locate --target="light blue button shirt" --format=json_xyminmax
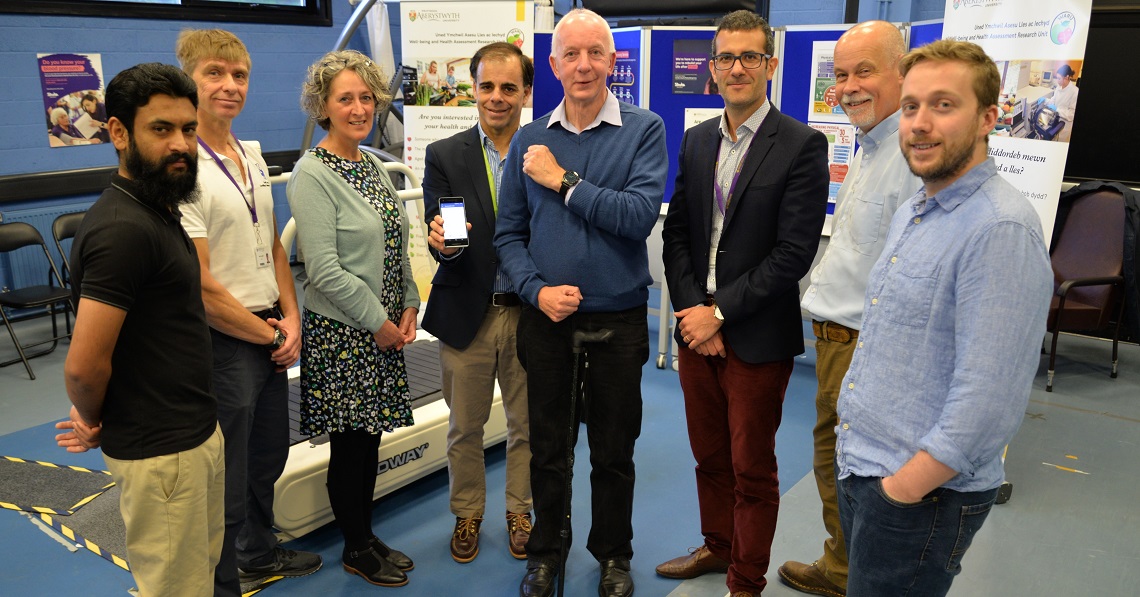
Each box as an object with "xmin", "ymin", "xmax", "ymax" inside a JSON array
[
  {"xmin": 477, "ymin": 124, "xmax": 515, "ymax": 295},
  {"xmin": 801, "ymin": 111, "xmax": 922, "ymax": 329},
  {"xmin": 835, "ymin": 158, "xmax": 1052, "ymax": 493}
]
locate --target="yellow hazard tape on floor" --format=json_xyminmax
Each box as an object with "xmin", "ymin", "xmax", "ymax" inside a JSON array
[{"xmin": 0, "ymin": 456, "xmax": 114, "ymax": 515}]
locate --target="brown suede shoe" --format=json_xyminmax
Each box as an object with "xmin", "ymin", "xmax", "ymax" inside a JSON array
[
  {"xmin": 655, "ymin": 545, "xmax": 730, "ymax": 579},
  {"xmin": 450, "ymin": 516, "xmax": 482, "ymax": 563},
  {"xmin": 777, "ymin": 560, "xmax": 846, "ymax": 597},
  {"xmin": 506, "ymin": 511, "xmax": 531, "ymax": 560}
]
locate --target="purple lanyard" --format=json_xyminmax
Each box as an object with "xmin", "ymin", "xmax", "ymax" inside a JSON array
[
  {"xmin": 714, "ymin": 141, "xmax": 749, "ymax": 215},
  {"xmin": 198, "ymin": 136, "xmax": 258, "ymax": 224}
]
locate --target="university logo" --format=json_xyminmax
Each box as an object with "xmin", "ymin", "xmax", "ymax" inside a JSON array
[
  {"xmin": 1050, "ymin": 11, "xmax": 1077, "ymax": 45},
  {"xmin": 507, "ymin": 28, "xmax": 525, "ymax": 48},
  {"xmin": 408, "ymin": 10, "xmax": 417, "ymax": 21}
]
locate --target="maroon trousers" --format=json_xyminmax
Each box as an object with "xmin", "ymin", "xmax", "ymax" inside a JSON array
[{"xmin": 677, "ymin": 344, "xmax": 793, "ymax": 594}]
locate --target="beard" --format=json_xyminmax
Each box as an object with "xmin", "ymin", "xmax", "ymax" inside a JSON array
[
  {"xmin": 124, "ymin": 140, "xmax": 200, "ymax": 212},
  {"xmin": 841, "ymin": 93, "xmax": 875, "ymax": 130},
  {"xmin": 904, "ymin": 133, "xmax": 978, "ymax": 189}
]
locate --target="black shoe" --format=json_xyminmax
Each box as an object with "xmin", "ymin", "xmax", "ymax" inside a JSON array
[
  {"xmin": 370, "ymin": 535, "xmax": 415, "ymax": 571},
  {"xmin": 599, "ymin": 558, "xmax": 634, "ymax": 597},
  {"xmin": 238, "ymin": 547, "xmax": 323, "ymax": 584},
  {"xmin": 520, "ymin": 561, "xmax": 557, "ymax": 597},
  {"xmin": 343, "ymin": 546, "xmax": 408, "ymax": 587}
]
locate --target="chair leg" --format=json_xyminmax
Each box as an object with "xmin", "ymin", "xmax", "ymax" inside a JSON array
[
  {"xmin": 1046, "ymin": 329, "xmax": 1059, "ymax": 392},
  {"xmin": 1110, "ymin": 296, "xmax": 1125, "ymax": 379},
  {"xmin": 0, "ymin": 308, "xmax": 36, "ymax": 380}
]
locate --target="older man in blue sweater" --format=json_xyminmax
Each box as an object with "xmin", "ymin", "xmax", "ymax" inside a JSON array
[{"xmin": 494, "ymin": 8, "xmax": 668, "ymax": 597}]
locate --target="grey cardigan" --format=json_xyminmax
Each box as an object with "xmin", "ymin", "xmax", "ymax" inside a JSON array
[{"xmin": 286, "ymin": 150, "xmax": 420, "ymax": 334}]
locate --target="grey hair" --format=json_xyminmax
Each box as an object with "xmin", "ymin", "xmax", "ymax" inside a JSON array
[
  {"xmin": 552, "ymin": 8, "xmax": 615, "ymax": 55},
  {"xmin": 300, "ymin": 50, "xmax": 391, "ymax": 131}
]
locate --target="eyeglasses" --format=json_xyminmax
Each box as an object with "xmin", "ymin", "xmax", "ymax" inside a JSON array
[{"xmin": 711, "ymin": 52, "xmax": 771, "ymax": 71}]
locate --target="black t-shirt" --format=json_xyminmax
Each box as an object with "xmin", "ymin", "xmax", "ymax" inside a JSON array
[{"xmin": 70, "ymin": 174, "xmax": 216, "ymax": 460}]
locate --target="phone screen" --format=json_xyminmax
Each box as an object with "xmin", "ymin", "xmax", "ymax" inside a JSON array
[{"xmin": 439, "ymin": 197, "xmax": 469, "ymax": 248}]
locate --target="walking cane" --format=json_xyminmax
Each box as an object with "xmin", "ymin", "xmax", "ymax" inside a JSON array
[{"xmin": 557, "ymin": 328, "xmax": 614, "ymax": 597}]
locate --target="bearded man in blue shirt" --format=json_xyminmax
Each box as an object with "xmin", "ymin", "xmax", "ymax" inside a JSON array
[{"xmin": 834, "ymin": 39, "xmax": 1052, "ymax": 597}]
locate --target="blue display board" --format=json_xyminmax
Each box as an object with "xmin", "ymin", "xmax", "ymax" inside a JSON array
[
  {"xmin": 645, "ymin": 27, "xmax": 721, "ymax": 202},
  {"xmin": 908, "ymin": 20, "xmax": 944, "ymax": 50},
  {"xmin": 775, "ymin": 26, "xmax": 849, "ymax": 125},
  {"xmin": 533, "ymin": 32, "xmax": 559, "ymax": 117}
]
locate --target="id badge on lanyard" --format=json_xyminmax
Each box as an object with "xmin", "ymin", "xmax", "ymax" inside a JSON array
[{"xmin": 199, "ymin": 137, "xmax": 271, "ymax": 269}]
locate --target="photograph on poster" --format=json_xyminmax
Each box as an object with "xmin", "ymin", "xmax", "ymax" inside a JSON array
[
  {"xmin": 402, "ymin": 56, "xmax": 534, "ymax": 108},
  {"xmin": 672, "ymin": 39, "xmax": 716, "ymax": 95},
  {"xmin": 993, "ymin": 59, "xmax": 1082, "ymax": 143}
]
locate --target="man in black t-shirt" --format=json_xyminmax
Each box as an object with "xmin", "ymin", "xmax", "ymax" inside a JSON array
[{"xmin": 55, "ymin": 62, "xmax": 224, "ymax": 597}]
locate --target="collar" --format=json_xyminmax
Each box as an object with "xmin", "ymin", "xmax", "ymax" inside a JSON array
[
  {"xmin": 110, "ymin": 173, "xmax": 181, "ymax": 223},
  {"xmin": 548, "ymin": 91, "xmax": 622, "ymax": 133},
  {"xmin": 921, "ymin": 157, "xmax": 999, "ymax": 213},
  {"xmin": 196, "ymin": 135, "xmax": 239, "ymax": 161},
  {"xmin": 718, "ymin": 99, "xmax": 770, "ymax": 142},
  {"xmin": 858, "ymin": 110, "xmax": 901, "ymax": 154}
]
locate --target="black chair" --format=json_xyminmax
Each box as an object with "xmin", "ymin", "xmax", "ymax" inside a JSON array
[
  {"xmin": 52, "ymin": 211, "xmax": 85, "ymax": 285},
  {"xmin": 1046, "ymin": 190, "xmax": 1126, "ymax": 392},
  {"xmin": 0, "ymin": 222, "xmax": 74, "ymax": 380}
]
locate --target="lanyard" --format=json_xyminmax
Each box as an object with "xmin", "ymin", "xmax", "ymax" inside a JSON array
[
  {"xmin": 481, "ymin": 141, "xmax": 498, "ymax": 214},
  {"xmin": 198, "ymin": 136, "xmax": 258, "ymax": 224},
  {"xmin": 714, "ymin": 140, "xmax": 749, "ymax": 215}
]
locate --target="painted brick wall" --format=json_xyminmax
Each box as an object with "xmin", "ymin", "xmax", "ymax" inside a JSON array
[{"xmin": 0, "ymin": 2, "xmax": 364, "ymax": 178}]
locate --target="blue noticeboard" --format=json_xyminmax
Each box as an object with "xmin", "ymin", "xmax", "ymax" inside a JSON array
[
  {"xmin": 644, "ymin": 27, "xmax": 721, "ymax": 203},
  {"xmin": 533, "ymin": 32, "xmax": 559, "ymax": 118},
  {"xmin": 908, "ymin": 20, "xmax": 944, "ymax": 50},
  {"xmin": 775, "ymin": 25, "xmax": 850, "ymax": 125}
]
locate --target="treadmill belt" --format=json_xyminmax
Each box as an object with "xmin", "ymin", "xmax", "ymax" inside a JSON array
[{"xmin": 288, "ymin": 339, "xmax": 443, "ymax": 445}]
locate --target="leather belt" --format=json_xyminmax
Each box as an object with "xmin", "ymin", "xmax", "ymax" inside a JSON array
[
  {"xmin": 490, "ymin": 292, "xmax": 520, "ymax": 307},
  {"xmin": 251, "ymin": 306, "xmax": 281, "ymax": 321},
  {"xmin": 812, "ymin": 319, "xmax": 858, "ymax": 343}
]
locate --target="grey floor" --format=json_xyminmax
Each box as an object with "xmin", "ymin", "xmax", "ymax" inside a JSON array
[{"xmin": 1, "ymin": 309, "xmax": 1138, "ymax": 596}]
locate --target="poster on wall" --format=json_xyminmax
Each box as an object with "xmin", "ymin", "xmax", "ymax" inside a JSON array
[
  {"xmin": 38, "ymin": 53, "xmax": 108, "ymax": 148},
  {"xmin": 807, "ymin": 41, "xmax": 846, "ymax": 123},
  {"xmin": 672, "ymin": 39, "xmax": 716, "ymax": 95},
  {"xmin": 808, "ymin": 122, "xmax": 856, "ymax": 208},
  {"xmin": 401, "ymin": 1, "xmax": 534, "ymax": 181},
  {"xmin": 941, "ymin": 0, "xmax": 1092, "ymax": 242},
  {"xmin": 609, "ymin": 47, "xmax": 640, "ymax": 104}
]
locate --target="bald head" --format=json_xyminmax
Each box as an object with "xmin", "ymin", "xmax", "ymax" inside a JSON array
[
  {"xmin": 833, "ymin": 20, "xmax": 906, "ymax": 132},
  {"xmin": 552, "ymin": 8, "xmax": 615, "ymax": 55}
]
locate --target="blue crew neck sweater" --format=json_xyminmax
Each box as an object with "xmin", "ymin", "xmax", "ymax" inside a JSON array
[{"xmin": 494, "ymin": 102, "xmax": 668, "ymax": 313}]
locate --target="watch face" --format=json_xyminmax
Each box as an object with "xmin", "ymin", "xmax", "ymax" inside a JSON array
[{"xmin": 563, "ymin": 171, "xmax": 580, "ymax": 186}]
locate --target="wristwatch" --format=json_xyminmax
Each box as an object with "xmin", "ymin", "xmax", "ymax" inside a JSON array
[
  {"xmin": 713, "ymin": 305, "xmax": 724, "ymax": 322},
  {"xmin": 559, "ymin": 170, "xmax": 581, "ymax": 198},
  {"xmin": 265, "ymin": 329, "xmax": 286, "ymax": 351}
]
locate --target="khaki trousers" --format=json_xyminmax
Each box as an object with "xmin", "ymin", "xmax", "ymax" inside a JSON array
[
  {"xmin": 104, "ymin": 424, "xmax": 226, "ymax": 597},
  {"xmin": 812, "ymin": 329, "xmax": 856, "ymax": 588},
  {"xmin": 440, "ymin": 304, "xmax": 531, "ymax": 517}
]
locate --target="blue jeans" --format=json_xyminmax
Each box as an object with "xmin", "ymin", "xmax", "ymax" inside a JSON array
[{"xmin": 837, "ymin": 474, "xmax": 998, "ymax": 597}]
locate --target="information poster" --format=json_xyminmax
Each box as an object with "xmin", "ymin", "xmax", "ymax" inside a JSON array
[
  {"xmin": 401, "ymin": 1, "xmax": 534, "ymax": 181},
  {"xmin": 609, "ymin": 47, "xmax": 641, "ymax": 105},
  {"xmin": 808, "ymin": 122, "xmax": 856, "ymax": 207},
  {"xmin": 672, "ymin": 39, "xmax": 715, "ymax": 95},
  {"xmin": 683, "ymin": 107, "xmax": 723, "ymax": 132},
  {"xmin": 808, "ymin": 41, "xmax": 846, "ymax": 123},
  {"xmin": 942, "ymin": 0, "xmax": 1092, "ymax": 243},
  {"xmin": 38, "ymin": 53, "xmax": 108, "ymax": 148}
]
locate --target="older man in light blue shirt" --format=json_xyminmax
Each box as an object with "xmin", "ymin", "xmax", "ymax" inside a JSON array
[
  {"xmin": 783, "ymin": 21, "xmax": 921, "ymax": 597},
  {"xmin": 834, "ymin": 40, "xmax": 1051, "ymax": 597}
]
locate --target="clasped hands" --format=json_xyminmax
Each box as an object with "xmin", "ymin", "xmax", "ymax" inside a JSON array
[
  {"xmin": 675, "ymin": 304, "xmax": 726, "ymax": 357},
  {"xmin": 374, "ymin": 307, "xmax": 418, "ymax": 351},
  {"xmin": 55, "ymin": 406, "xmax": 101, "ymax": 453}
]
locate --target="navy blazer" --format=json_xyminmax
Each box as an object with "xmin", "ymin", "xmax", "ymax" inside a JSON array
[
  {"xmin": 420, "ymin": 126, "xmax": 501, "ymax": 349},
  {"xmin": 662, "ymin": 106, "xmax": 829, "ymax": 364}
]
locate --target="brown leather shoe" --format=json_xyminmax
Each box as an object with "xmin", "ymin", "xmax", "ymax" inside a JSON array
[
  {"xmin": 728, "ymin": 592, "xmax": 754, "ymax": 597},
  {"xmin": 777, "ymin": 560, "xmax": 846, "ymax": 597},
  {"xmin": 655, "ymin": 545, "xmax": 729, "ymax": 579},
  {"xmin": 450, "ymin": 516, "xmax": 481, "ymax": 563},
  {"xmin": 506, "ymin": 511, "xmax": 531, "ymax": 560}
]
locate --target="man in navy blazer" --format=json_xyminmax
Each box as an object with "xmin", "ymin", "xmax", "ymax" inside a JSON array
[
  {"xmin": 421, "ymin": 42, "xmax": 535, "ymax": 565},
  {"xmin": 658, "ymin": 10, "xmax": 829, "ymax": 597}
]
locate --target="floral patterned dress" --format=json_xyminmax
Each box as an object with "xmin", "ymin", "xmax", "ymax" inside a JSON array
[{"xmin": 298, "ymin": 147, "xmax": 414, "ymax": 436}]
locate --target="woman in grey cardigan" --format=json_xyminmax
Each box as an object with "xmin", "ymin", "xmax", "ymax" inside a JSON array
[{"xmin": 287, "ymin": 50, "xmax": 419, "ymax": 588}]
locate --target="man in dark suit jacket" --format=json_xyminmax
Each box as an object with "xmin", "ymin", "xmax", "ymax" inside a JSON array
[
  {"xmin": 420, "ymin": 42, "xmax": 535, "ymax": 565},
  {"xmin": 657, "ymin": 11, "xmax": 829, "ymax": 597}
]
